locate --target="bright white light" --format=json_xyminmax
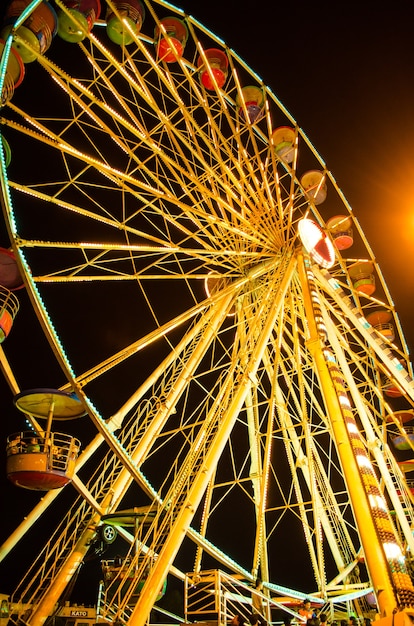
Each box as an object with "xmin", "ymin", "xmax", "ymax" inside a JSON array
[
  {"xmin": 383, "ymin": 542, "xmax": 403, "ymax": 559},
  {"xmin": 356, "ymin": 454, "xmax": 371, "ymax": 468},
  {"xmin": 368, "ymin": 494, "xmax": 387, "ymax": 510},
  {"xmin": 298, "ymin": 218, "xmax": 335, "ymax": 268},
  {"xmin": 347, "ymin": 422, "xmax": 358, "ymax": 433},
  {"xmin": 339, "ymin": 396, "xmax": 351, "ymax": 408}
]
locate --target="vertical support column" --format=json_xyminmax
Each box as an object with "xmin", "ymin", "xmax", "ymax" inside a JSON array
[{"xmin": 297, "ymin": 252, "xmax": 398, "ymax": 618}]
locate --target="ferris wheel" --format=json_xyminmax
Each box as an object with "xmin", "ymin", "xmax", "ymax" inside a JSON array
[{"xmin": 1, "ymin": 2, "xmax": 414, "ymax": 626}]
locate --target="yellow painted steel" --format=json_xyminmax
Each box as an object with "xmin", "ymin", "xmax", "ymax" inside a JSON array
[
  {"xmin": 29, "ymin": 522, "xmax": 100, "ymax": 626},
  {"xmin": 297, "ymin": 252, "xmax": 397, "ymax": 617},
  {"xmin": 125, "ymin": 256, "xmax": 297, "ymax": 626}
]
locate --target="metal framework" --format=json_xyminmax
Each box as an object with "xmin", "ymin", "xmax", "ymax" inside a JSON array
[{"xmin": 1, "ymin": 2, "xmax": 414, "ymax": 626}]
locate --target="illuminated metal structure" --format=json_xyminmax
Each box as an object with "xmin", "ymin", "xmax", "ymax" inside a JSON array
[{"xmin": 1, "ymin": 2, "xmax": 414, "ymax": 626}]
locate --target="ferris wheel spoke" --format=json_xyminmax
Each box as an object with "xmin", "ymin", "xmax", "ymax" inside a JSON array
[
  {"xmin": 6, "ymin": 116, "xmax": 267, "ymax": 252},
  {"xmin": 53, "ymin": 36, "xmax": 272, "ymax": 228}
]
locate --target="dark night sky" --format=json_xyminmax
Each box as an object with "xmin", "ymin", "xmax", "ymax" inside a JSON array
[{"xmin": 1, "ymin": 0, "xmax": 414, "ymax": 608}]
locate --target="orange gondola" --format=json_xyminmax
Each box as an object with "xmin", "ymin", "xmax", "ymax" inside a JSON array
[
  {"xmin": 155, "ymin": 16, "xmax": 188, "ymax": 62},
  {"xmin": 366, "ymin": 309, "xmax": 395, "ymax": 342},
  {"xmin": 6, "ymin": 388, "xmax": 85, "ymax": 490},
  {"xmin": 198, "ymin": 48, "xmax": 228, "ymax": 90},
  {"xmin": 349, "ymin": 260, "xmax": 376, "ymax": 296},
  {"xmin": 326, "ymin": 215, "xmax": 353, "ymax": 250}
]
